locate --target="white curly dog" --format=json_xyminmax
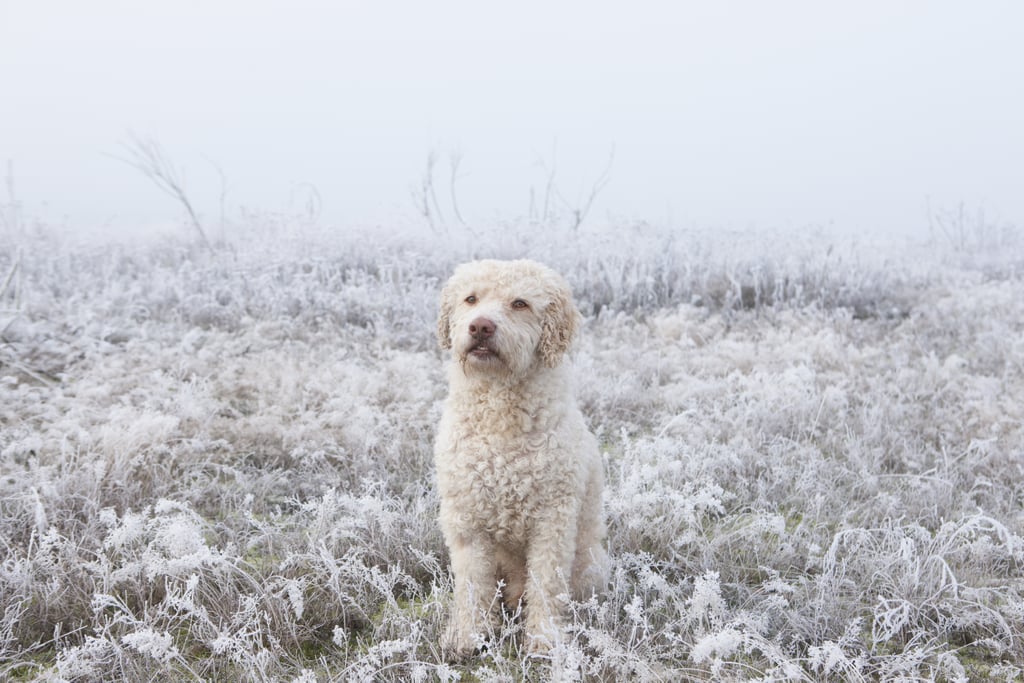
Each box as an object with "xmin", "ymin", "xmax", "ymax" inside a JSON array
[{"xmin": 434, "ymin": 259, "xmax": 609, "ymax": 659}]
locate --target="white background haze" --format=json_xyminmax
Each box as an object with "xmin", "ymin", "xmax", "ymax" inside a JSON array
[{"xmin": 2, "ymin": 1, "xmax": 1022, "ymax": 236}]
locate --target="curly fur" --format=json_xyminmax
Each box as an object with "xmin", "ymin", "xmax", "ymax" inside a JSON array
[{"xmin": 434, "ymin": 259, "xmax": 609, "ymax": 659}]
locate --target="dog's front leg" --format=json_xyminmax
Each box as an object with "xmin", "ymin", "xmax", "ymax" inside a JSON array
[
  {"xmin": 442, "ymin": 534, "xmax": 497, "ymax": 661},
  {"xmin": 523, "ymin": 514, "xmax": 578, "ymax": 654}
]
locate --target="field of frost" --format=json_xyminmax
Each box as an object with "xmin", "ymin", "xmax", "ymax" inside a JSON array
[{"xmin": 2, "ymin": 213, "xmax": 1023, "ymax": 682}]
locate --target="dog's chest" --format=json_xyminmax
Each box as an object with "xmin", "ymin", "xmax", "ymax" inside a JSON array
[{"xmin": 442, "ymin": 429, "xmax": 573, "ymax": 544}]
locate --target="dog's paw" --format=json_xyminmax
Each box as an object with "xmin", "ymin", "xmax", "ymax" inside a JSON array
[
  {"xmin": 523, "ymin": 618, "xmax": 561, "ymax": 657},
  {"xmin": 524, "ymin": 633, "xmax": 553, "ymax": 657},
  {"xmin": 440, "ymin": 642, "xmax": 476, "ymax": 662},
  {"xmin": 440, "ymin": 621, "xmax": 481, "ymax": 662}
]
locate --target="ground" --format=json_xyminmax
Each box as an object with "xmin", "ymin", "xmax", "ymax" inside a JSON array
[{"xmin": 1, "ymin": 218, "xmax": 1022, "ymax": 681}]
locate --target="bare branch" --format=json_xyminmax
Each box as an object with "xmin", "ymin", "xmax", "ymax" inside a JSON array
[
  {"xmin": 113, "ymin": 134, "xmax": 213, "ymax": 250},
  {"xmin": 557, "ymin": 145, "xmax": 615, "ymax": 231},
  {"xmin": 2, "ymin": 160, "xmax": 21, "ymax": 233},
  {"xmin": 542, "ymin": 140, "xmax": 557, "ymax": 224},
  {"xmin": 0, "ymin": 257, "xmax": 18, "ymax": 302},
  {"xmin": 574, "ymin": 145, "xmax": 615, "ymax": 231},
  {"xmin": 449, "ymin": 150, "xmax": 467, "ymax": 227},
  {"xmin": 409, "ymin": 178, "xmax": 435, "ymax": 232},
  {"xmin": 410, "ymin": 150, "xmax": 446, "ymax": 235},
  {"xmin": 426, "ymin": 149, "xmax": 445, "ymax": 230},
  {"xmin": 290, "ymin": 182, "xmax": 322, "ymax": 228},
  {"xmin": 203, "ymin": 154, "xmax": 229, "ymax": 239}
]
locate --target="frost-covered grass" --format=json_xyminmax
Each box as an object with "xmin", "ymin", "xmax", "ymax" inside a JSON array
[{"xmin": 1, "ymin": 216, "xmax": 1023, "ymax": 681}]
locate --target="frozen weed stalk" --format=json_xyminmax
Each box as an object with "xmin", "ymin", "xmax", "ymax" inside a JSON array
[{"xmin": 0, "ymin": 217, "xmax": 1022, "ymax": 680}]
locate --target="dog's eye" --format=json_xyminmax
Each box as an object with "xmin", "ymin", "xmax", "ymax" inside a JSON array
[
  {"xmin": 511, "ymin": 299, "xmax": 529, "ymax": 310},
  {"xmin": 465, "ymin": 295, "xmax": 477, "ymax": 305}
]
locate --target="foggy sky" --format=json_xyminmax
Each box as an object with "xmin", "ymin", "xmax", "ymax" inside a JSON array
[{"xmin": 2, "ymin": 1, "xmax": 1022, "ymax": 237}]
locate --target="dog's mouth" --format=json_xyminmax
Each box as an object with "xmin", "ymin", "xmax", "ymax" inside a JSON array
[{"xmin": 465, "ymin": 342, "xmax": 499, "ymax": 361}]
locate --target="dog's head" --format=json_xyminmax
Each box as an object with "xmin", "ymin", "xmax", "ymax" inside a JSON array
[{"xmin": 437, "ymin": 259, "xmax": 581, "ymax": 376}]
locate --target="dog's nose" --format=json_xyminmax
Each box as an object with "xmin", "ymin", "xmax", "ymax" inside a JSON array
[{"xmin": 468, "ymin": 317, "xmax": 496, "ymax": 338}]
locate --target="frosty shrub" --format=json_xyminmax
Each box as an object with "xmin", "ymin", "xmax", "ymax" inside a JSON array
[{"xmin": 1, "ymin": 216, "xmax": 1023, "ymax": 681}]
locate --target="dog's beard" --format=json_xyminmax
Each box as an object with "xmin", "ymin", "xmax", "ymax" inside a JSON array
[{"xmin": 458, "ymin": 339, "xmax": 508, "ymax": 375}]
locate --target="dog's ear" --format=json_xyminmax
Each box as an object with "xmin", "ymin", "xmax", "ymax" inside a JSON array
[
  {"xmin": 437, "ymin": 281, "xmax": 454, "ymax": 350},
  {"xmin": 539, "ymin": 286, "xmax": 582, "ymax": 367}
]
